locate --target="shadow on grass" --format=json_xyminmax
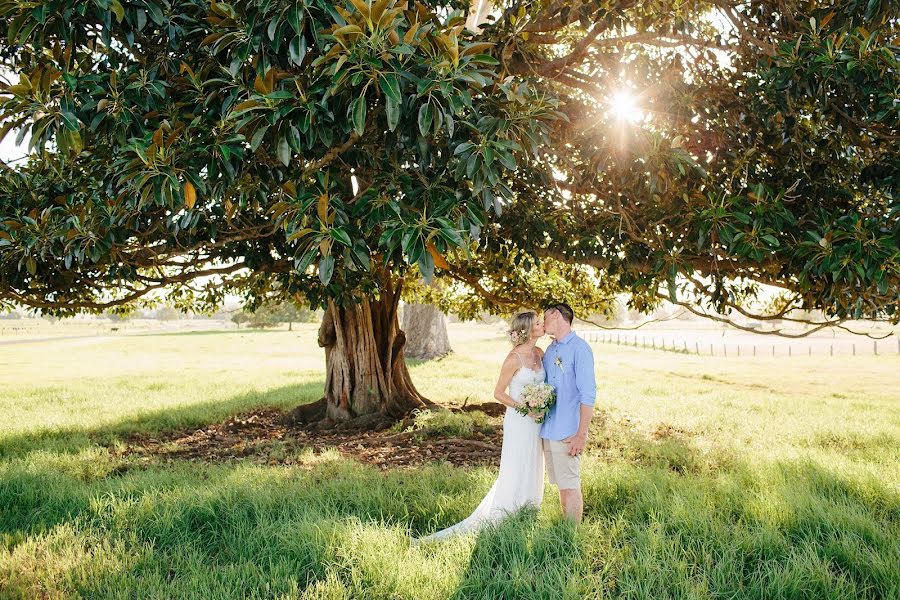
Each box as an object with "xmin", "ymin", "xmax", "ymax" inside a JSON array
[
  {"xmin": 2, "ymin": 440, "xmax": 897, "ymax": 598},
  {"xmin": 449, "ymin": 508, "xmax": 585, "ymax": 600},
  {"xmin": 1, "ymin": 402, "xmax": 898, "ymax": 598},
  {"xmin": 0, "ymin": 381, "xmax": 324, "ymax": 461}
]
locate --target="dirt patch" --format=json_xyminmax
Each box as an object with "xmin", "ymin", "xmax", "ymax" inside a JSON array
[
  {"xmin": 650, "ymin": 422, "xmax": 693, "ymax": 441},
  {"xmin": 110, "ymin": 406, "xmax": 503, "ymax": 471}
]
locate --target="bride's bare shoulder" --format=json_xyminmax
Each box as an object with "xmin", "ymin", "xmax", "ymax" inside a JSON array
[{"xmin": 502, "ymin": 351, "xmax": 520, "ymax": 366}]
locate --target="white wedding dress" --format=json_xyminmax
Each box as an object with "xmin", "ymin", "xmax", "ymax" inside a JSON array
[{"xmin": 413, "ymin": 361, "xmax": 545, "ymax": 544}]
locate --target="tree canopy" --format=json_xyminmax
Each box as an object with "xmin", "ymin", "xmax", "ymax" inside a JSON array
[{"xmin": 0, "ymin": 0, "xmax": 897, "ymax": 331}]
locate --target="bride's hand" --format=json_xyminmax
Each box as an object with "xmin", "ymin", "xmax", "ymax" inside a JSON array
[{"xmin": 528, "ymin": 411, "xmax": 542, "ymax": 421}]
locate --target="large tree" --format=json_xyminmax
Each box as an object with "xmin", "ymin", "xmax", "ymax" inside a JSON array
[{"xmin": 0, "ymin": 0, "xmax": 897, "ymax": 427}]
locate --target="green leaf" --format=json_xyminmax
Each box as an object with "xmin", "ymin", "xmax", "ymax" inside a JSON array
[
  {"xmin": 408, "ymin": 238, "xmax": 424, "ymax": 264},
  {"xmin": 417, "ymin": 103, "xmax": 433, "ymax": 137},
  {"xmin": 470, "ymin": 54, "xmax": 498, "ymax": 65},
  {"xmin": 483, "ymin": 146, "xmax": 494, "ymax": 166},
  {"xmin": 453, "ymin": 142, "xmax": 473, "ymax": 155},
  {"xmin": 386, "ymin": 95, "xmax": 399, "ymax": 131},
  {"xmin": 296, "ymin": 248, "xmax": 317, "ymax": 272},
  {"xmin": 145, "ymin": 2, "xmax": 164, "ymax": 24},
  {"xmin": 289, "ymin": 36, "xmax": 307, "ymax": 66},
  {"xmin": 351, "ymin": 244, "xmax": 371, "ymax": 270},
  {"xmin": 287, "ymin": 125, "xmax": 302, "ymax": 152},
  {"xmin": 418, "ymin": 251, "xmax": 435, "ymax": 282},
  {"xmin": 378, "ymin": 73, "xmax": 401, "ymax": 104},
  {"xmin": 287, "ymin": 6, "xmax": 303, "ymax": 34},
  {"xmin": 60, "ymin": 110, "xmax": 79, "ymax": 131},
  {"xmin": 277, "ymin": 136, "xmax": 291, "ymax": 166},
  {"xmin": 317, "ymin": 125, "xmax": 332, "ymax": 147},
  {"xmin": 318, "ymin": 255, "xmax": 335, "ymax": 285},
  {"xmin": 330, "ymin": 228, "xmax": 352, "ymax": 247},
  {"xmin": 401, "ymin": 229, "xmax": 417, "ymax": 256},
  {"xmin": 110, "ymin": 0, "xmax": 124, "ymax": 22},
  {"xmin": 439, "ymin": 227, "xmax": 464, "ymax": 246},
  {"xmin": 250, "ymin": 125, "xmax": 269, "ymax": 152},
  {"xmin": 350, "ymin": 94, "xmax": 367, "ymax": 136},
  {"xmin": 497, "ymin": 150, "xmax": 516, "ymax": 170},
  {"xmin": 431, "ymin": 107, "xmax": 443, "ymax": 136},
  {"xmin": 466, "ymin": 152, "xmax": 479, "ymax": 179}
]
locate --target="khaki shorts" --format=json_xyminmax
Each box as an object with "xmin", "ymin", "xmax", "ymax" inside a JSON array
[{"xmin": 542, "ymin": 438, "xmax": 581, "ymax": 490}]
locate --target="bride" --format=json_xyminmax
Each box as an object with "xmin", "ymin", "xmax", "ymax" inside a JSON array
[{"xmin": 412, "ymin": 311, "xmax": 546, "ymax": 545}]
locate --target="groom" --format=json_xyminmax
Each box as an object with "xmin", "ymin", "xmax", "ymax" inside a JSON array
[{"xmin": 540, "ymin": 302, "xmax": 596, "ymax": 523}]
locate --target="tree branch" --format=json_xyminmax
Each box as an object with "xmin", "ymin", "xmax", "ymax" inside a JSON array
[
  {"xmin": 655, "ymin": 291, "xmax": 844, "ymax": 338},
  {"xmin": 444, "ymin": 264, "xmax": 519, "ymax": 307},
  {"xmin": 301, "ymin": 131, "xmax": 362, "ymax": 180},
  {"xmin": 2, "ymin": 262, "xmax": 249, "ymax": 311},
  {"xmin": 536, "ymin": 23, "xmax": 608, "ymax": 78}
]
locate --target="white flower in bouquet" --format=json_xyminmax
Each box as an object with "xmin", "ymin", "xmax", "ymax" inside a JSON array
[{"xmin": 515, "ymin": 382, "xmax": 556, "ymax": 423}]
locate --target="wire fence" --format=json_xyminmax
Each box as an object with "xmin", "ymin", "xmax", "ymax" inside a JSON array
[{"xmin": 580, "ymin": 329, "xmax": 900, "ymax": 357}]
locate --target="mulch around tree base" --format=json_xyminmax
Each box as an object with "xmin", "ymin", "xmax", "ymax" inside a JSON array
[{"xmin": 110, "ymin": 407, "xmax": 504, "ymax": 471}]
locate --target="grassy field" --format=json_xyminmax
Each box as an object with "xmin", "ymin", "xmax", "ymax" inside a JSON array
[{"xmin": 1, "ymin": 323, "xmax": 898, "ymax": 599}]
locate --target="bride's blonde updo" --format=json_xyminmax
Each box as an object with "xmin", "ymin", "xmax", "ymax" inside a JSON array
[{"xmin": 507, "ymin": 311, "xmax": 536, "ymax": 346}]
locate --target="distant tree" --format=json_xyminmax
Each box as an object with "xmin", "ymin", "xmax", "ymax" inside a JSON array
[
  {"xmin": 403, "ymin": 302, "xmax": 452, "ymax": 360},
  {"xmin": 272, "ymin": 300, "xmax": 317, "ymax": 331},
  {"xmin": 102, "ymin": 308, "xmax": 131, "ymax": 322},
  {"xmin": 231, "ymin": 312, "xmax": 250, "ymax": 329},
  {"xmin": 154, "ymin": 306, "xmax": 180, "ymax": 321},
  {"xmin": 244, "ymin": 304, "xmax": 278, "ymax": 329},
  {"xmin": 208, "ymin": 307, "xmax": 234, "ymax": 321},
  {"xmin": 245, "ymin": 299, "xmax": 316, "ymax": 330}
]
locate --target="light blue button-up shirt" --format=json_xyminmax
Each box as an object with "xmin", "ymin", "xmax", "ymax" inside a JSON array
[{"xmin": 540, "ymin": 331, "xmax": 596, "ymax": 441}]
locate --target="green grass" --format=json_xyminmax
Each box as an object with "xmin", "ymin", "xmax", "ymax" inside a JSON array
[
  {"xmin": 1, "ymin": 324, "xmax": 898, "ymax": 599},
  {"xmin": 394, "ymin": 409, "xmax": 495, "ymax": 438}
]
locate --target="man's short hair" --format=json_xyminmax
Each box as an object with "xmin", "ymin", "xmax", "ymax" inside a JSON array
[{"xmin": 545, "ymin": 302, "xmax": 574, "ymax": 325}]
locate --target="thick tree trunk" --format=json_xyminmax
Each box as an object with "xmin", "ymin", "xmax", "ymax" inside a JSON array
[
  {"xmin": 403, "ymin": 303, "xmax": 452, "ymax": 360},
  {"xmin": 283, "ymin": 277, "xmax": 434, "ymax": 429}
]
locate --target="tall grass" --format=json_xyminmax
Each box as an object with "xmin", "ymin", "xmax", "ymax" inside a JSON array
[{"xmin": 1, "ymin": 325, "xmax": 897, "ymax": 599}]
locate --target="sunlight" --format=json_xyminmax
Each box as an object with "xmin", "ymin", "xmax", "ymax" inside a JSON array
[{"xmin": 608, "ymin": 89, "xmax": 643, "ymax": 123}]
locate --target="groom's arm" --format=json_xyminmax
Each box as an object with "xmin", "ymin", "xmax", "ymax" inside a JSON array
[
  {"xmin": 566, "ymin": 343, "xmax": 596, "ymax": 455},
  {"xmin": 574, "ymin": 342, "xmax": 597, "ymax": 407}
]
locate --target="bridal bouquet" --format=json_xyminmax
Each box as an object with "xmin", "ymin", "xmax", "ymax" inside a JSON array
[{"xmin": 515, "ymin": 382, "xmax": 556, "ymax": 423}]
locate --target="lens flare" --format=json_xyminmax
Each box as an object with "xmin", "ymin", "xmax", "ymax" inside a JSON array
[{"xmin": 608, "ymin": 90, "xmax": 642, "ymax": 122}]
